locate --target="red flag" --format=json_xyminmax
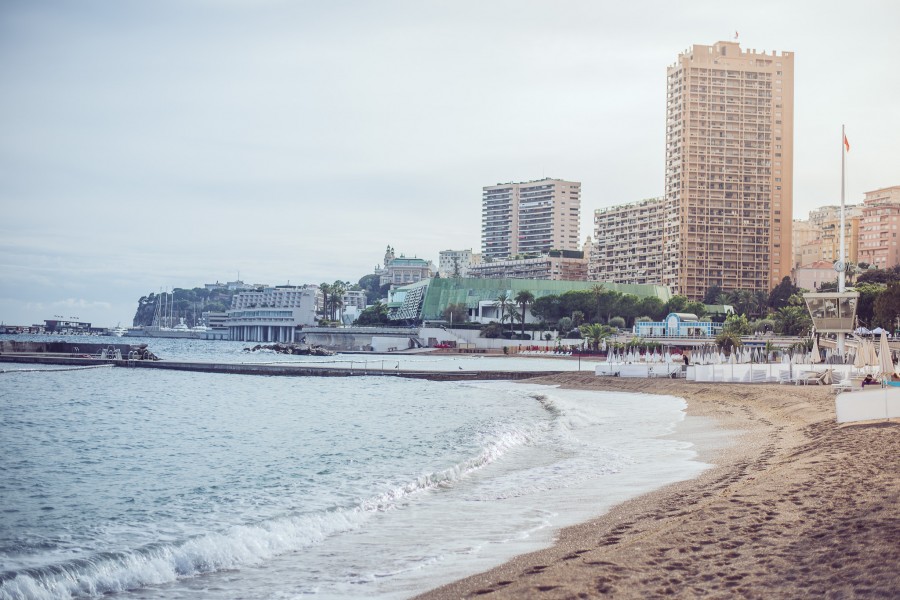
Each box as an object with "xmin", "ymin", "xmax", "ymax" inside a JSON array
[{"xmin": 843, "ymin": 134, "xmax": 850, "ymax": 152}]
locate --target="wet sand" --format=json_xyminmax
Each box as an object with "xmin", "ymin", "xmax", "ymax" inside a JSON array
[{"xmin": 418, "ymin": 374, "xmax": 900, "ymax": 599}]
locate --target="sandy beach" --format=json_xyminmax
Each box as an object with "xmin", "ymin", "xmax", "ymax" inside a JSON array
[{"xmin": 419, "ymin": 374, "xmax": 900, "ymax": 599}]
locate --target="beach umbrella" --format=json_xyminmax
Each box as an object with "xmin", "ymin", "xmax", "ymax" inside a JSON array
[
  {"xmin": 878, "ymin": 330, "xmax": 895, "ymax": 377},
  {"xmin": 810, "ymin": 337, "xmax": 822, "ymax": 364},
  {"xmin": 868, "ymin": 338, "xmax": 879, "ymax": 367},
  {"xmin": 853, "ymin": 343, "xmax": 866, "ymax": 370}
]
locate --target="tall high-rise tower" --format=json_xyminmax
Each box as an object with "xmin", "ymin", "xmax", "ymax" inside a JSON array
[
  {"xmin": 663, "ymin": 41, "xmax": 794, "ymax": 299},
  {"xmin": 482, "ymin": 178, "xmax": 581, "ymax": 260}
]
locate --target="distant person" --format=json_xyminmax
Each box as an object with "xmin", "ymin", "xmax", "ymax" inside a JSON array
[{"xmin": 862, "ymin": 374, "xmax": 877, "ymax": 387}]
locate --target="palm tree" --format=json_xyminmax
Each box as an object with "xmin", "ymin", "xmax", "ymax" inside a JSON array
[
  {"xmin": 319, "ymin": 283, "xmax": 331, "ymax": 321},
  {"xmin": 715, "ymin": 330, "xmax": 742, "ymax": 356},
  {"xmin": 329, "ymin": 280, "xmax": 347, "ymax": 322},
  {"xmin": 579, "ymin": 323, "xmax": 612, "ymax": 352},
  {"xmin": 514, "ymin": 290, "xmax": 535, "ymax": 339},
  {"xmin": 591, "ymin": 284, "xmax": 605, "ymax": 323},
  {"xmin": 495, "ymin": 293, "xmax": 515, "ymax": 333}
]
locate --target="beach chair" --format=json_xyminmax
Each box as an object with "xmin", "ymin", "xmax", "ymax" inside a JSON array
[
  {"xmin": 831, "ymin": 374, "xmax": 853, "ymax": 393},
  {"xmin": 797, "ymin": 370, "xmax": 823, "ymax": 385},
  {"xmin": 777, "ymin": 370, "xmax": 794, "ymax": 385}
]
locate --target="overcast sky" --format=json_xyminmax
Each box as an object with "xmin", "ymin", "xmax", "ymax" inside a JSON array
[{"xmin": 1, "ymin": 0, "xmax": 898, "ymax": 327}]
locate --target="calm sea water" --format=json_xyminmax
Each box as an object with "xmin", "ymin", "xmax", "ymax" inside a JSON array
[{"xmin": 0, "ymin": 336, "xmax": 712, "ymax": 599}]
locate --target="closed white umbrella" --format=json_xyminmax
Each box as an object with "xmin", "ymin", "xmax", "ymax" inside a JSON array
[
  {"xmin": 853, "ymin": 343, "xmax": 866, "ymax": 369},
  {"xmin": 868, "ymin": 339, "xmax": 879, "ymax": 367},
  {"xmin": 878, "ymin": 330, "xmax": 895, "ymax": 377},
  {"xmin": 810, "ymin": 336, "xmax": 822, "ymax": 364}
]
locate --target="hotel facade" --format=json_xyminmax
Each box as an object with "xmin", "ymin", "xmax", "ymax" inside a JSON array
[
  {"xmin": 482, "ymin": 178, "xmax": 581, "ymax": 261},
  {"xmin": 663, "ymin": 41, "xmax": 794, "ymax": 299}
]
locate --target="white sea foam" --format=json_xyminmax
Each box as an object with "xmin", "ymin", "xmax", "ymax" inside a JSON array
[{"xmin": 0, "ymin": 422, "xmax": 536, "ymax": 600}]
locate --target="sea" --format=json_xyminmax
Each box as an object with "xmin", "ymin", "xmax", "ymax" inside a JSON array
[{"xmin": 0, "ymin": 335, "xmax": 716, "ymax": 599}]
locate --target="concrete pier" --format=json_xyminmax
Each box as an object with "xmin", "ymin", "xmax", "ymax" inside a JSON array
[{"xmin": 0, "ymin": 354, "xmax": 563, "ymax": 381}]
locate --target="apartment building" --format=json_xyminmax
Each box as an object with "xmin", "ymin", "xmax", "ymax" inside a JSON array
[
  {"xmin": 858, "ymin": 185, "xmax": 900, "ymax": 268},
  {"xmin": 467, "ymin": 251, "xmax": 588, "ymax": 281},
  {"xmin": 663, "ymin": 41, "xmax": 794, "ymax": 299},
  {"xmin": 438, "ymin": 249, "xmax": 480, "ymax": 278},
  {"xmin": 482, "ymin": 178, "xmax": 581, "ymax": 260},
  {"xmin": 792, "ymin": 219, "xmax": 819, "ymax": 268},
  {"xmin": 590, "ymin": 197, "xmax": 665, "ymax": 285}
]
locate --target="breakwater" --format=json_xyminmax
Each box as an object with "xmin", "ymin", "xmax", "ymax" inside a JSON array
[{"xmin": 0, "ymin": 353, "xmax": 562, "ymax": 381}]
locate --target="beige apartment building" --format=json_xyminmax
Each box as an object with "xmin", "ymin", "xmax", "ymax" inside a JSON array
[
  {"xmin": 467, "ymin": 251, "xmax": 588, "ymax": 281},
  {"xmin": 792, "ymin": 219, "xmax": 819, "ymax": 268},
  {"xmin": 858, "ymin": 185, "xmax": 900, "ymax": 269},
  {"xmin": 663, "ymin": 41, "xmax": 794, "ymax": 299},
  {"xmin": 590, "ymin": 197, "xmax": 665, "ymax": 285},
  {"xmin": 794, "ymin": 206, "xmax": 862, "ymax": 268},
  {"xmin": 482, "ymin": 178, "xmax": 581, "ymax": 260}
]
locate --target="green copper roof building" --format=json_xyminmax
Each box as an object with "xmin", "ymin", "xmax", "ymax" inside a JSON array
[{"xmin": 388, "ymin": 278, "xmax": 672, "ymax": 321}]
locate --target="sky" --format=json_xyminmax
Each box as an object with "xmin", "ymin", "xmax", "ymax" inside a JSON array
[{"xmin": 1, "ymin": 0, "xmax": 898, "ymax": 327}]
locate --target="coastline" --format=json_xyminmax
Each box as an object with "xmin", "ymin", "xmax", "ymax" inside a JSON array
[{"xmin": 418, "ymin": 374, "xmax": 900, "ymax": 599}]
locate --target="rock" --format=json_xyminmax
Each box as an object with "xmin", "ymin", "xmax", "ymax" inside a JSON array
[{"xmin": 243, "ymin": 343, "xmax": 334, "ymax": 356}]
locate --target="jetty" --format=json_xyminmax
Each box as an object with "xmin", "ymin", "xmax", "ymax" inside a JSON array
[{"xmin": 0, "ymin": 341, "xmax": 563, "ymax": 382}]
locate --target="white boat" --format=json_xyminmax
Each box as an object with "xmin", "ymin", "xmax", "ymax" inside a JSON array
[{"xmin": 107, "ymin": 325, "xmax": 128, "ymax": 337}]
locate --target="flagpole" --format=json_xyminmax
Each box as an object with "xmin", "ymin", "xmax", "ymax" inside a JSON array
[
  {"xmin": 837, "ymin": 125, "xmax": 847, "ymax": 358},
  {"xmin": 840, "ymin": 124, "xmax": 846, "ymax": 293}
]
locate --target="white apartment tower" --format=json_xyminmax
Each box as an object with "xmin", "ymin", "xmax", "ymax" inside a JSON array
[
  {"xmin": 664, "ymin": 41, "xmax": 794, "ymax": 299},
  {"xmin": 482, "ymin": 178, "xmax": 581, "ymax": 260}
]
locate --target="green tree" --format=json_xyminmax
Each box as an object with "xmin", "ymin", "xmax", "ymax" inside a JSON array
[
  {"xmin": 857, "ymin": 266, "xmax": 900, "ymax": 286},
  {"xmin": 578, "ymin": 323, "xmax": 613, "ymax": 351},
  {"xmin": 480, "ymin": 322, "xmax": 504, "ymax": 338},
  {"xmin": 683, "ymin": 300, "xmax": 708, "ymax": 318},
  {"xmin": 571, "ymin": 310, "xmax": 585, "ymax": 328},
  {"xmin": 441, "ymin": 303, "xmax": 468, "ymax": 325},
  {"xmin": 608, "ymin": 316, "xmax": 626, "ymax": 330},
  {"xmin": 773, "ymin": 305, "xmax": 812, "ymax": 336},
  {"xmin": 751, "ymin": 318, "xmax": 776, "ymax": 334},
  {"xmin": 722, "ymin": 313, "xmax": 752, "ymax": 336},
  {"xmin": 715, "ymin": 331, "xmax": 743, "ymax": 356},
  {"xmin": 354, "ymin": 301, "xmax": 391, "ymax": 326},
  {"xmin": 663, "ymin": 295, "xmax": 690, "ymax": 314},
  {"xmin": 329, "ymin": 280, "xmax": 347, "ymax": 322},
  {"xmin": 703, "ymin": 284, "xmax": 724, "ymax": 305},
  {"xmin": 357, "ymin": 274, "xmax": 391, "ymax": 304},
  {"xmin": 514, "ymin": 290, "xmax": 535, "ymax": 338},
  {"xmin": 557, "ymin": 316, "xmax": 573, "ymax": 336},
  {"xmin": 530, "ymin": 295, "xmax": 563, "ymax": 323},
  {"xmin": 752, "ymin": 291, "xmax": 769, "ymax": 318},
  {"xmin": 856, "ymin": 282, "xmax": 886, "ymax": 327},
  {"xmin": 637, "ymin": 296, "xmax": 666, "ymax": 321},
  {"xmin": 874, "ymin": 283, "xmax": 900, "ymax": 329},
  {"xmin": 591, "ymin": 284, "xmax": 605, "ymax": 323},
  {"xmin": 495, "ymin": 293, "xmax": 515, "ymax": 333},
  {"xmin": 319, "ymin": 283, "xmax": 331, "ymax": 321},
  {"xmin": 768, "ymin": 276, "xmax": 799, "ymax": 310}
]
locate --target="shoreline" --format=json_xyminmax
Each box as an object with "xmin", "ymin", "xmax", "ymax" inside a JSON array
[{"xmin": 418, "ymin": 374, "xmax": 900, "ymax": 599}]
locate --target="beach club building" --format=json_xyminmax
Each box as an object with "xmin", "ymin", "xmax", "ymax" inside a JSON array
[{"xmin": 633, "ymin": 313, "xmax": 722, "ymax": 338}]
